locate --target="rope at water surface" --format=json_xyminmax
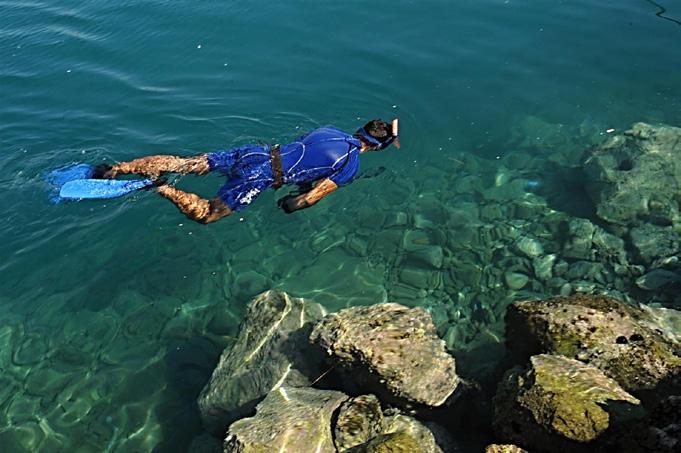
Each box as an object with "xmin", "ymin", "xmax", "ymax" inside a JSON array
[{"xmin": 643, "ymin": 0, "xmax": 681, "ymax": 26}]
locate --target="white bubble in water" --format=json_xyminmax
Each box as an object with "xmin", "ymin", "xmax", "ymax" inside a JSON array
[{"xmin": 197, "ymin": 44, "xmax": 202, "ymax": 49}]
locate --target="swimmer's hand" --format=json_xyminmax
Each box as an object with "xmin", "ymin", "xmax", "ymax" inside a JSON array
[
  {"xmin": 278, "ymin": 178, "xmax": 337, "ymax": 213},
  {"xmin": 277, "ymin": 194, "xmax": 308, "ymax": 214}
]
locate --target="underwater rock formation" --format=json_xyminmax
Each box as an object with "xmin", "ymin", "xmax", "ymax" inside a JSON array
[
  {"xmin": 584, "ymin": 122, "xmax": 681, "ymax": 229},
  {"xmin": 505, "ymin": 294, "xmax": 681, "ymax": 392},
  {"xmin": 509, "ymin": 115, "xmax": 595, "ymax": 167},
  {"xmin": 310, "ymin": 303, "xmax": 459, "ymax": 407},
  {"xmin": 224, "ymin": 386, "xmax": 348, "ymax": 453},
  {"xmin": 494, "ymin": 354, "xmax": 639, "ymax": 449},
  {"xmin": 636, "ymin": 268, "xmax": 681, "ymax": 291},
  {"xmin": 198, "ymin": 290, "xmax": 326, "ymax": 434}
]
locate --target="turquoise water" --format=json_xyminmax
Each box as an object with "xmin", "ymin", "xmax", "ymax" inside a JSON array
[{"xmin": 1, "ymin": 0, "xmax": 681, "ymax": 451}]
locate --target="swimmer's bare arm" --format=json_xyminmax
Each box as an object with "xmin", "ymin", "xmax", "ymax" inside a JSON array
[
  {"xmin": 281, "ymin": 178, "xmax": 338, "ymax": 213},
  {"xmin": 156, "ymin": 185, "xmax": 231, "ymax": 224},
  {"xmin": 107, "ymin": 155, "xmax": 210, "ymax": 178}
]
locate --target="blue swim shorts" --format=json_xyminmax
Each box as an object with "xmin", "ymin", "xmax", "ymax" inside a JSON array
[{"xmin": 206, "ymin": 145, "xmax": 274, "ymax": 211}]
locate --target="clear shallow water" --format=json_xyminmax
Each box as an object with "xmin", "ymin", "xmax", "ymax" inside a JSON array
[{"xmin": 1, "ymin": 0, "xmax": 681, "ymax": 451}]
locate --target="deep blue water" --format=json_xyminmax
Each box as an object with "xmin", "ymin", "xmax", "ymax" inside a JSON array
[{"xmin": 1, "ymin": 0, "xmax": 681, "ymax": 451}]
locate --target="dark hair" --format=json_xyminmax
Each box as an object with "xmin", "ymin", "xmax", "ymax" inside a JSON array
[{"xmin": 362, "ymin": 119, "xmax": 391, "ymax": 141}]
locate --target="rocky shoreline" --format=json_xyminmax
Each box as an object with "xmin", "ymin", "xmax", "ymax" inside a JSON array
[
  {"xmin": 190, "ymin": 291, "xmax": 680, "ymax": 453},
  {"xmin": 189, "ymin": 122, "xmax": 681, "ymax": 452}
]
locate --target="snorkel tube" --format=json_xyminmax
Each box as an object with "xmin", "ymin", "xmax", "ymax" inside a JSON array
[{"xmin": 356, "ymin": 118, "xmax": 400, "ymax": 150}]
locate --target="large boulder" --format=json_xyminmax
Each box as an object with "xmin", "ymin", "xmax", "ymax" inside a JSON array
[
  {"xmin": 494, "ymin": 354, "xmax": 639, "ymax": 450},
  {"xmin": 333, "ymin": 395, "xmax": 444, "ymax": 453},
  {"xmin": 583, "ymin": 122, "xmax": 681, "ymax": 227},
  {"xmin": 198, "ymin": 290, "xmax": 326, "ymax": 434},
  {"xmin": 224, "ymin": 386, "xmax": 348, "ymax": 453},
  {"xmin": 347, "ymin": 432, "xmax": 421, "ymax": 453},
  {"xmin": 380, "ymin": 414, "xmax": 443, "ymax": 453},
  {"xmin": 310, "ymin": 303, "xmax": 459, "ymax": 407},
  {"xmin": 334, "ymin": 395, "xmax": 384, "ymax": 451},
  {"xmin": 505, "ymin": 295, "xmax": 681, "ymax": 392}
]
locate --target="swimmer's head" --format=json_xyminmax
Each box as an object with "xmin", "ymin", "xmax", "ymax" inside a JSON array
[{"xmin": 356, "ymin": 118, "xmax": 400, "ymax": 151}]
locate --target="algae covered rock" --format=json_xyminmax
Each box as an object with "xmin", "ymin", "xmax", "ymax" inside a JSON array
[
  {"xmin": 334, "ymin": 394, "xmax": 384, "ymax": 451},
  {"xmin": 224, "ymin": 386, "xmax": 348, "ymax": 453},
  {"xmin": 584, "ymin": 122, "xmax": 681, "ymax": 227},
  {"xmin": 505, "ymin": 294, "xmax": 681, "ymax": 391},
  {"xmin": 484, "ymin": 445, "xmax": 528, "ymax": 453},
  {"xmin": 494, "ymin": 354, "xmax": 639, "ymax": 449},
  {"xmin": 310, "ymin": 303, "xmax": 459, "ymax": 407},
  {"xmin": 348, "ymin": 432, "xmax": 421, "ymax": 453},
  {"xmin": 198, "ymin": 290, "xmax": 326, "ymax": 434},
  {"xmin": 381, "ymin": 414, "xmax": 443, "ymax": 453},
  {"xmin": 333, "ymin": 396, "xmax": 444, "ymax": 453}
]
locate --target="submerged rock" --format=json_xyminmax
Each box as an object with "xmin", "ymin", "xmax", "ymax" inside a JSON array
[
  {"xmin": 310, "ymin": 303, "xmax": 459, "ymax": 407},
  {"xmin": 494, "ymin": 354, "xmax": 639, "ymax": 449},
  {"xmin": 504, "ymin": 272, "xmax": 529, "ymax": 290},
  {"xmin": 584, "ymin": 122, "xmax": 681, "ymax": 227},
  {"xmin": 404, "ymin": 245, "xmax": 444, "ymax": 270},
  {"xmin": 224, "ymin": 386, "xmax": 348, "ymax": 453},
  {"xmin": 630, "ymin": 224, "xmax": 681, "ymax": 265},
  {"xmin": 635, "ymin": 269, "xmax": 681, "ymax": 291},
  {"xmin": 562, "ymin": 218, "xmax": 595, "ymax": 260},
  {"xmin": 510, "ymin": 115, "xmax": 589, "ymax": 167},
  {"xmin": 505, "ymin": 295, "xmax": 681, "ymax": 392},
  {"xmin": 198, "ymin": 290, "xmax": 326, "ymax": 434},
  {"xmin": 532, "ymin": 254, "xmax": 556, "ymax": 281},
  {"xmin": 514, "ymin": 236, "xmax": 544, "ymax": 259}
]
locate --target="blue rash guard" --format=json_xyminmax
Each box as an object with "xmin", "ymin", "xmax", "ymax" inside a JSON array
[{"xmin": 206, "ymin": 126, "xmax": 361, "ymax": 211}]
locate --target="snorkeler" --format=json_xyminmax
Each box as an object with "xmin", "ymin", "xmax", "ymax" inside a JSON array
[{"xmin": 95, "ymin": 119, "xmax": 400, "ymax": 224}]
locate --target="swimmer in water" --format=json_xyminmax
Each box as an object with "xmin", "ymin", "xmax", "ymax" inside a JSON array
[{"xmin": 95, "ymin": 119, "xmax": 400, "ymax": 224}]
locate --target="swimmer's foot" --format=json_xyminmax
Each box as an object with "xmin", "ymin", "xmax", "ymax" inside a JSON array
[
  {"xmin": 92, "ymin": 164, "xmax": 115, "ymax": 179},
  {"xmin": 146, "ymin": 176, "xmax": 169, "ymax": 190}
]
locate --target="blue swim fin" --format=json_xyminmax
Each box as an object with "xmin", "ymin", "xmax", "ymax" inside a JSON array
[
  {"xmin": 59, "ymin": 178, "xmax": 154, "ymax": 200},
  {"xmin": 45, "ymin": 163, "xmax": 96, "ymax": 203}
]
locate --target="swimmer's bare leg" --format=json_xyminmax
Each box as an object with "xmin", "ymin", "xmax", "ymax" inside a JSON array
[
  {"xmin": 105, "ymin": 155, "xmax": 211, "ymax": 178},
  {"xmin": 156, "ymin": 185, "xmax": 232, "ymax": 224}
]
